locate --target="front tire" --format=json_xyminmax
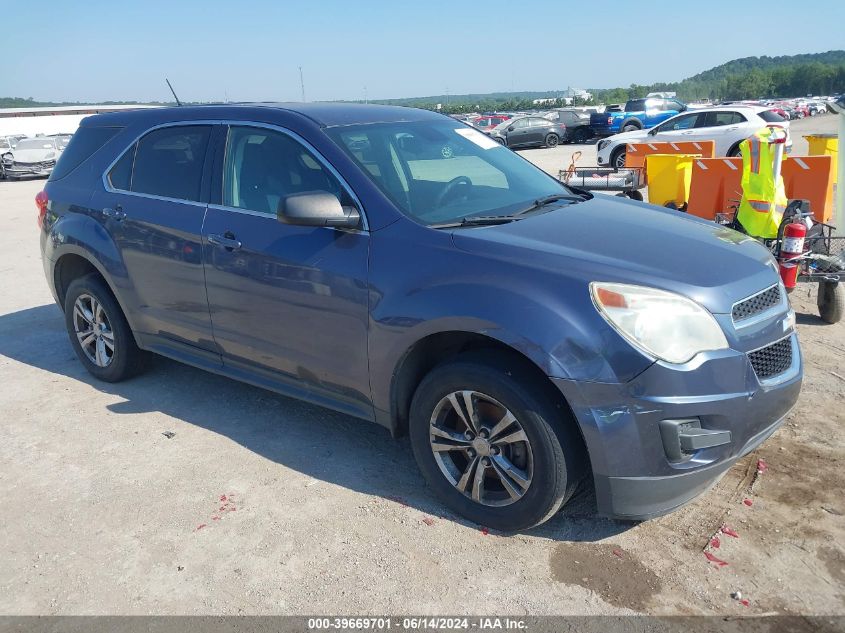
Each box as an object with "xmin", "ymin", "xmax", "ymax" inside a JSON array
[
  {"xmin": 611, "ymin": 147, "xmax": 627, "ymax": 169},
  {"xmin": 571, "ymin": 127, "xmax": 591, "ymax": 144},
  {"xmin": 409, "ymin": 354, "xmax": 584, "ymax": 531},
  {"xmin": 545, "ymin": 133, "xmax": 559, "ymax": 148},
  {"xmin": 64, "ymin": 274, "xmax": 147, "ymax": 382}
]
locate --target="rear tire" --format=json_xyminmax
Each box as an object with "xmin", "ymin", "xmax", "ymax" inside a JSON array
[
  {"xmin": 545, "ymin": 133, "xmax": 559, "ymax": 148},
  {"xmin": 621, "ymin": 119, "xmax": 641, "ymax": 133},
  {"xmin": 818, "ymin": 281, "xmax": 844, "ymax": 324},
  {"xmin": 64, "ymin": 274, "xmax": 147, "ymax": 382},
  {"xmin": 409, "ymin": 353, "xmax": 585, "ymax": 531},
  {"xmin": 728, "ymin": 144, "xmax": 743, "ymax": 158}
]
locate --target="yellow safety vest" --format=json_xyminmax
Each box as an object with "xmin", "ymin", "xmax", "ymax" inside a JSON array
[{"xmin": 737, "ymin": 128, "xmax": 787, "ymax": 239}]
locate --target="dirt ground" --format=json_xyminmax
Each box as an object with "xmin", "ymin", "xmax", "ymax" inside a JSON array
[{"xmin": 0, "ymin": 115, "xmax": 843, "ymax": 616}]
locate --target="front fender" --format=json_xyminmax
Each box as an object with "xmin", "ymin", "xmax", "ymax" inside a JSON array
[{"xmin": 366, "ymin": 221, "xmax": 653, "ymax": 416}]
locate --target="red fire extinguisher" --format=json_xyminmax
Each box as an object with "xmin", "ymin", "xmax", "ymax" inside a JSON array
[{"xmin": 778, "ymin": 222, "xmax": 807, "ymax": 290}]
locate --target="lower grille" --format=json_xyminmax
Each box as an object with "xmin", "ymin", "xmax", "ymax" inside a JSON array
[{"xmin": 748, "ymin": 337, "xmax": 793, "ymax": 380}]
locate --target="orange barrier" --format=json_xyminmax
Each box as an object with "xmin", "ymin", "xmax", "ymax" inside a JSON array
[
  {"xmin": 686, "ymin": 158, "xmax": 743, "ymax": 220},
  {"xmin": 685, "ymin": 155, "xmax": 835, "ymax": 223},
  {"xmin": 624, "ymin": 140, "xmax": 716, "ymax": 177},
  {"xmin": 782, "ymin": 155, "xmax": 835, "ymax": 222}
]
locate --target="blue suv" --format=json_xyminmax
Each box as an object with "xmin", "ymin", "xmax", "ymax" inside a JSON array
[{"xmin": 38, "ymin": 104, "xmax": 802, "ymax": 531}]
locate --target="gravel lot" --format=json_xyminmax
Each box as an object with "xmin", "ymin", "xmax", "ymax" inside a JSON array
[{"xmin": 0, "ymin": 115, "xmax": 843, "ymax": 616}]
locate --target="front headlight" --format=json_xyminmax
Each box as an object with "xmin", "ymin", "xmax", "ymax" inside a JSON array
[{"xmin": 590, "ymin": 282, "xmax": 728, "ymax": 364}]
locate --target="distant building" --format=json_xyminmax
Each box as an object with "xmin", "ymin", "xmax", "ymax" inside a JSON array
[{"xmin": 0, "ymin": 104, "xmax": 160, "ymax": 137}]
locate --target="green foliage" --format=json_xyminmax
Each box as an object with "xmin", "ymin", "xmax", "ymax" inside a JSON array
[{"xmin": 369, "ymin": 51, "xmax": 845, "ymax": 113}]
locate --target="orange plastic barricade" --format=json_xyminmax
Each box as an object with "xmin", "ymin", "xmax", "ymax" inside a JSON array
[
  {"xmin": 782, "ymin": 155, "xmax": 835, "ymax": 222},
  {"xmin": 624, "ymin": 141, "xmax": 716, "ymax": 177},
  {"xmin": 686, "ymin": 158, "xmax": 743, "ymax": 220}
]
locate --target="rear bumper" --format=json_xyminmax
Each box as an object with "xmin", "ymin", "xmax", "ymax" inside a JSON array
[{"xmin": 552, "ymin": 332, "xmax": 802, "ymax": 520}]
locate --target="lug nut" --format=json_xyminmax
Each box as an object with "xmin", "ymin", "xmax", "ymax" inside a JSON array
[
  {"xmin": 481, "ymin": 457, "xmax": 491, "ymax": 467},
  {"xmin": 479, "ymin": 428, "xmax": 489, "ymax": 439},
  {"xmin": 464, "ymin": 431, "xmax": 474, "ymax": 440},
  {"xmin": 491, "ymin": 447, "xmax": 500, "ymax": 455},
  {"xmin": 467, "ymin": 449, "xmax": 476, "ymax": 458}
]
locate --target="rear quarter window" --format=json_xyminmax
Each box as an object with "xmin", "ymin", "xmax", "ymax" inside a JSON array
[
  {"xmin": 48, "ymin": 127, "xmax": 122, "ymax": 181},
  {"xmin": 759, "ymin": 110, "xmax": 786, "ymax": 123}
]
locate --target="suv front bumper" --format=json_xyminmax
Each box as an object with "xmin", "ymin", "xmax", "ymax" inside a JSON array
[{"xmin": 552, "ymin": 333, "xmax": 802, "ymax": 520}]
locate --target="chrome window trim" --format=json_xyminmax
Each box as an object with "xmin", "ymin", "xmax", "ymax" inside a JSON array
[
  {"xmin": 731, "ymin": 283, "xmax": 787, "ymax": 330},
  {"xmin": 101, "ymin": 120, "xmax": 214, "ymax": 208},
  {"xmin": 100, "ymin": 119, "xmax": 369, "ymax": 231}
]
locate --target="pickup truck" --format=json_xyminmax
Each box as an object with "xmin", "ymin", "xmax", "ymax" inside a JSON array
[{"xmin": 590, "ymin": 97, "xmax": 687, "ymax": 137}]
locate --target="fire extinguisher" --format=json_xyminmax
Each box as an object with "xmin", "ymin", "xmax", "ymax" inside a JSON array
[{"xmin": 778, "ymin": 222, "xmax": 807, "ymax": 291}]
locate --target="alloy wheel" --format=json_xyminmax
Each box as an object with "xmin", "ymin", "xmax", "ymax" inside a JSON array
[
  {"xmin": 429, "ymin": 390, "xmax": 534, "ymax": 507},
  {"xmin": 73, "ymin": 294, "xmax": 115, "ymax": 367}
]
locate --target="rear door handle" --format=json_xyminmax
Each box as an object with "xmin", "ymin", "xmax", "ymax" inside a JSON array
[
  {"xmin": 102, "ymin": 206, "xmax": 126, "ymax": 221},
  {"xmin": 207, "ymin": 233, "xmax": 242, "ymax": 251}
]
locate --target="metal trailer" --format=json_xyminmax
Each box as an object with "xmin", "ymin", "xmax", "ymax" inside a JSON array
[{"xmin": 558, "ymin": 165, "xmax": 645, "ymax": 201}]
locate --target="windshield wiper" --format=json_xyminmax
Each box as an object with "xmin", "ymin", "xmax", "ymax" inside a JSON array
[
  {"xmin": 430, "ymin": 215, "xmax": 525, "ymax": 229},
  {"xmin": 515, "ymin": 193, "xmax": 585, "ymax": 216}
]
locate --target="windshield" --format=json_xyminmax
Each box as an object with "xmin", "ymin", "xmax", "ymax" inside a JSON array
[
  {"xmin": 326, "ymin": 120, "xmax": 571, "ymax": 226},
  {"xmin": 16, "ymin": 138, "xmax": 56, "ymax": 151}
]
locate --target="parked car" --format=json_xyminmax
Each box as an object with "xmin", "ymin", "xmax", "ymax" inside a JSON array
[
  {"xmin": 39, "ymin": 104, "xmax": 801, "ymax": 530},
  {"xmin": 0, "ymin": 137, "xmax": 14, "ymax": 179},
  {"xmin": 487, "ymin": 116, "xmax": 567, "ymax": 148},
  {"xmin": 597, "ymin": 106, "xmax": 791, "ymax": 168},
  {"xmin": 469, "ymin": 114, "xmax": 511, "ymax": 131},
  {"xmin": 4, "ymin": 136, "xmax": 63, "ymax": 179},
  {"xmin": 544, "ymin": 109, "xmax": 593, "ymax": 144},
  {"xmin": 590, "ymin": 97, "xmax": 687, "ymax": 137}
]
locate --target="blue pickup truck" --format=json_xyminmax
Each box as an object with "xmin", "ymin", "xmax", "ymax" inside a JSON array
[{"xmin": 590, "ymin": 97, "xmax": 687, "ymax": 137}]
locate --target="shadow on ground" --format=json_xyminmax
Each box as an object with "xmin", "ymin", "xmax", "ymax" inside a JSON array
[{"xmin": 0, "ymin": 303, "xmax": 633, "ymax": 542}]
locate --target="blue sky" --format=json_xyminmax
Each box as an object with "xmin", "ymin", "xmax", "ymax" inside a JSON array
[{"xmin": 3, "ymin": 0, "xmax": 843, "ymax": 103}]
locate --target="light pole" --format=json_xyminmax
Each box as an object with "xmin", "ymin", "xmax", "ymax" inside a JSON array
[{"xmin": 831, "ymin": 95, "xmax": 845, "ymax": 230}]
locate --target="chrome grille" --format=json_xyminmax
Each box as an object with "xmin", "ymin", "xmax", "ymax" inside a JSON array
[
  {"xmin": 748, "ymin": 337, "xmax": 792, "ymax": 380},
  {"xmin": 732, "ymin": 285, "xmax": 781, "ymax": 323}
]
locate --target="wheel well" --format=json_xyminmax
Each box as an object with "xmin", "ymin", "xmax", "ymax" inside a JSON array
[
  {"xmin": 54, "ymin": 254, "xmax": 101, "ymax": 309},
  {"xmin": 390, "ymin": 332, "xmax": 575, "ymax": 439},
  {"xmin": 620, "ymin": 118, "xmax": 642, "ymax": 130},
  {"xmin": 728, "ymin": 140, "xmax": 744, "ymax": 157}
]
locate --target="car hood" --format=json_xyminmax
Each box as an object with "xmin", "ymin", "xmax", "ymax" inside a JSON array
[
  {"xmin": 450, "ymin": 196, "xmax": 779, "ymax": 315},
  {"xmin": 11, "ymin": 148, "xmax": 56, "ymax": 163}
]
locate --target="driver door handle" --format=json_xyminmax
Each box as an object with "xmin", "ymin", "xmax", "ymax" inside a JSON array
[{"xmin": 207, "ymin": 233, "xmax": 242, "ymax": 251}]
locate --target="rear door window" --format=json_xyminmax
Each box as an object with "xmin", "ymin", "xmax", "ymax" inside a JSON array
[
  {"xmin": 129, "ymin": 126, "xmax": 211, "ymax": 202},
  {"xmin": 707, "ymin": 111, "xmax": 747, "ymax": 127},
  {"xmin": 49, "ymin": 127, "xmax": 122, "ymax": 181}
]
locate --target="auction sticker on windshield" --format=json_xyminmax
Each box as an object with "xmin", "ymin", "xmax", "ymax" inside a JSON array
[{"xmin": 454, "ymin": 127, "xmax": 500, "ymax": 150}]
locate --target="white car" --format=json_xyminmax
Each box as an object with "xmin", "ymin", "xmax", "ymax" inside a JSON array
[
  {"xmin": 3, "ymin": 136, "xmax": 63, "ymax": 179},
  {"xmin": 597, "ymin": 106, "xmax": 791, "ymax": 169}
]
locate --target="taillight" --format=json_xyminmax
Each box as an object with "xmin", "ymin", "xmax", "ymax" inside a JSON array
[
  {"xmin": 607, "ymin": 117, "xmax": 613, "ymax": 124},
  {"xmin": 35, "ymin": 190, "xmax": 48, "ymax": 229}
]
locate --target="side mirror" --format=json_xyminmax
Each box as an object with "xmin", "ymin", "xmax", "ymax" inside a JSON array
[
  {"xmin": 277, "ymin": 191, "xmax": 361, "ymax": 229},
  {"xmin": 507, "ymin": 126, "xmax": 514, "ymax": 132},
  {"xmin": 648, "ymin": 127, "xmax": 659, "ymax": 136}
]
